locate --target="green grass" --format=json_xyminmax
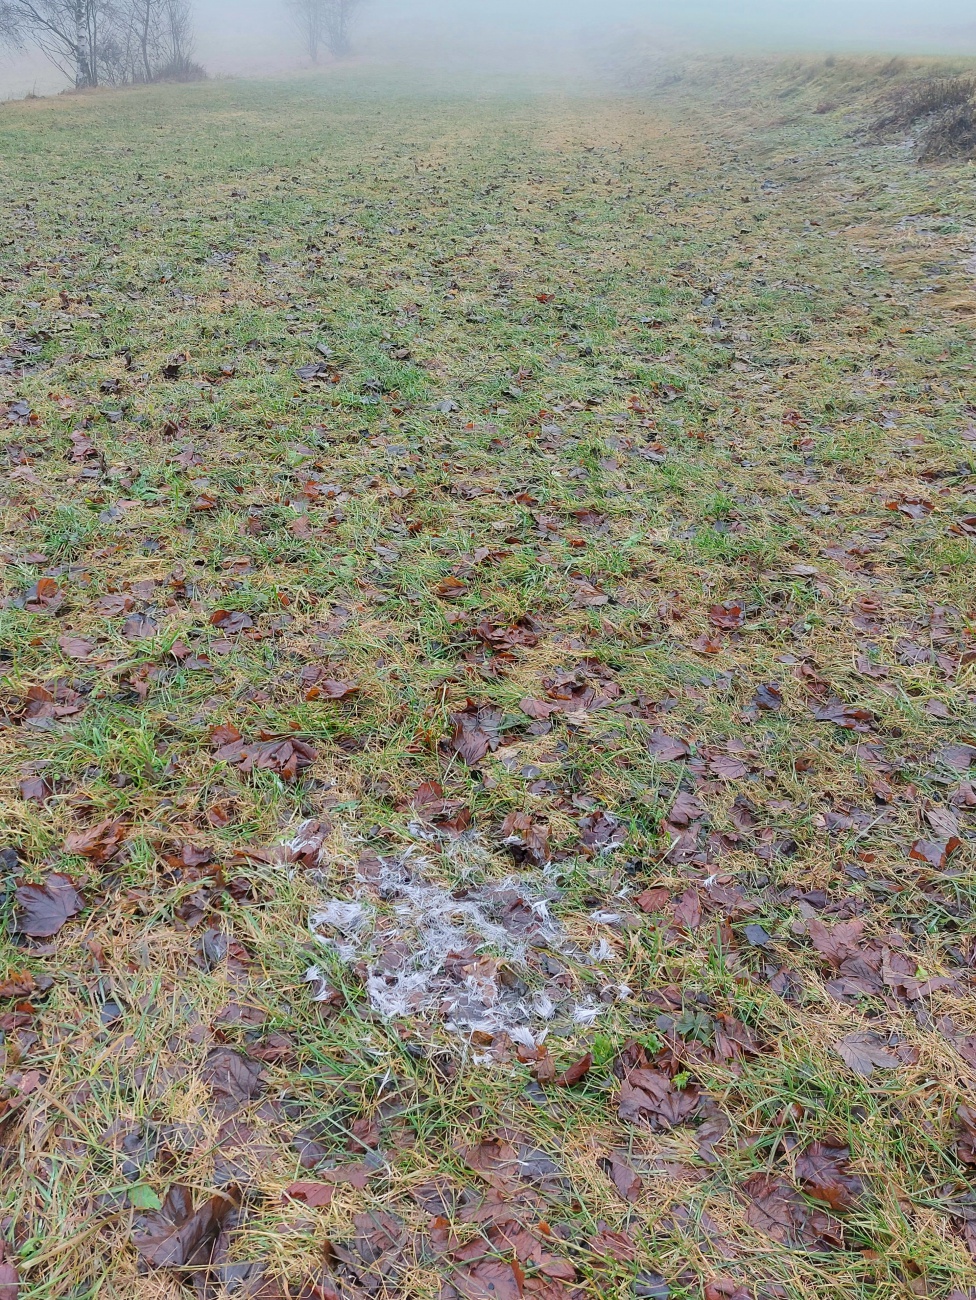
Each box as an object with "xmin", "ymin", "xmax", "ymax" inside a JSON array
[{"xmin": 0, "ymin": 58, "xmax": 975, "ymax": 1300}]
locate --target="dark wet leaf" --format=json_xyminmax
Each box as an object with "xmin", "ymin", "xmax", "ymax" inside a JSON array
[
  {"xmin": 131, "ymin": 1183, "xmax": 238, "ymax": 1270},
  {"xmin": 602, "ymin": 1154, "xmax": 643, "ymax": 1202},
  {"xmin": 795, "ymin": 1140, "xmax": 864, "ymax": 1211},
  {"xmin": 648, "ymin": 729, "xmax": 689, "ymax": 762},
  {"xmin": 740, "ymin": 1172, "xmax": 844, "ymax": 1250},
  {"xmin": 743, "ymin": 924, "xmax": 772, "ymax": 947},
  {"xmin": 201, "ymin": 1047, "xmax": 264, "ymax": 1113},
  {"xmin": 811, "ymin": 698, "xmax": 874, "ymax": 731},
  {"xmin": 14, "ymin": 874, "xmax": 84, "ymax": 937},
  {"xmin": 753, "ymin": 682, "xmax": 783, "ymax": 711}
]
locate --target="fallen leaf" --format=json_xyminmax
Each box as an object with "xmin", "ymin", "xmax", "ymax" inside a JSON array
[
  {"xmin": 57, "ymin": 635, "xmax": 94, "ymax": 659},
  {"xmin": 200, "ymin": 1047, "xmax": 264, "ymax": 1113},
  {"xmin": 553, "ymin": 1052, "xmax": 592, "ymax": 1087},
  {"xmin": 740, "ymin": 1172, "xmax": 843, "ymax": 1250},
  {"xmin": 909, "ymin": 838, "xmax": 961, "ymax": 868},
  {"xmin": 834, "ymin": 1033, "xmax": 900, "ymax": 1077},
  {"xmin": 708, "ymin": 601, "xmax": 745, "ymax": 630},
  {"xmin": 795, "ymin": 1140, "xmax": 864, "ymax": 1211},
  {"xmin": 648, "ymin": 729, "xmax": 689, "ymax": 762},
  {"xmin": 447, "ymin": 701, "xmax": 503, "ymax": 766},
  {"xmin": 519, "ymin": 696, "xmax": 560, "ymax": 721},
  {"xmin": 450, "ymin": 1259, "xmax": 524, "ymax": 1300},
  {"xmin": 753, "ymin": 682, "xmax": 783, "ymax": 710},
  {"xmin": 283, "ymin": 1181, "xmax": 334, "ymax": 1208},
  {"xmin": 209, "ymin": 609, "xmax": 254, "ymax": 634},
  {"xmin": 131, "ymin": 1184, "xmax": 238, "ymax": 1271},
  {"xmin": 636, "ymin": 886, "xmax": 670, "ymax": 913},
  {"xmin": 672, "ymin": 888, "xmax": 702, "ymax": 931},
  {"xmin": 64, "ymin": 817, "xmax": 127, "ymax": 864},
  {"xmin": 0, "ymin": 1246, "xmax": 20, "ymax": 1300},
  {"xmin": 743, "ymin": 924, "xmax": 772, "ymax": 947},
  {"xmin": 122, "ymin": 613, "xmax": 157, "ymax": 640},
  {"xmin": 602, "ymin": 1154, "xmax": 643, "ymax": 1202},
  {"xmin": 14, "ymin": 874, "xmax": 84, "ymax": 937},
  {"xmin": 812, "ymin": 698, "xmax": 874, "ymax": 731},
  {"xmin": 617, "ymin": 1067, "xmax": 701, "ymax": 1129}
]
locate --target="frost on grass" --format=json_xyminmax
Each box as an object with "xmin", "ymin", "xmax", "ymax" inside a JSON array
[{"xmin": 304, "ymin": 837, "xmax": 618, "ymax": 1049}]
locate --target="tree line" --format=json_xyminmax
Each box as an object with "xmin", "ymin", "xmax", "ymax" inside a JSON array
[
  {"xmin": 0, "ymin": 0, "xmax": 199, "ymax": 87},
  {"xmin": 0, "ymin": 0, "xmax": 363, "ymax": 90}
]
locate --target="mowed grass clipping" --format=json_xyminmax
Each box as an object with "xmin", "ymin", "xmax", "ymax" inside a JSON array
[{"xmin": 0, "ymin": 57, "xmax": 974, "ymax": 1300}]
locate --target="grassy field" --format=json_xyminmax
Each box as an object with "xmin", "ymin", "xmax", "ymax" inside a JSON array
[{"xmin": 0, "ymin": 57, "xmax": 975, "ymax": 1300}]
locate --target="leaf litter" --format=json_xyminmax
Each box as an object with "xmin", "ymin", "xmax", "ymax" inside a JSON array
[{"xmin": 2, "ymin": 53, "xmax": 976, "ymax": 1300}]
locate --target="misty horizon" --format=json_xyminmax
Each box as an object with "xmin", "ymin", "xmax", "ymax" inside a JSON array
[{"xmin": 2, "ymin": 0, "xmax": 976, "ymax": 100}]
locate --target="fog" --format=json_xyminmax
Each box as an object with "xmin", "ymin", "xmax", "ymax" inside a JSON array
[{"xmin": 2, "ymin": 0, "xmax": 975, "ymax": 100}]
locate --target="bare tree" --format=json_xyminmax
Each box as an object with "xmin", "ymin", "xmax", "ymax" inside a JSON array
[
  {"xmin": 285, "ymin": 0, "xmax": 362, "ymax": 63},
  {"xmin": 286, "ymin": 0, "xmax": 323, "ymax": 64},
  {"xmin": 323, "ymin": 0, "xmax": 360, "ymax": 58},
  {"xmin": 0, "ymin": 0, "xmax": 109, "ymax": 86},
  {"xmin": 0, "ymin": 0, "xmax": 197, "ymax": 86}
]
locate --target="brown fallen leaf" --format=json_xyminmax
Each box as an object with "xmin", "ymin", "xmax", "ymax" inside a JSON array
[
  {"xmin": 449, "ymin": 1258, "xmax": 524, "ymax": 1300},
  {"xmin": 64, "ymin": 817, "xmax": 127, "ymax": 864},
  {"xmin": 519, "ymin": 696, "xmax": 560, "ymax": 721},
  {"xmin": 885, "ymin": 496, "xmax": 932, "ymax": 520},
  {"xmin": 446, "ymin": 701, "xmax": 503, "ymax": 766},
  {"xmin": 635, "ymin": 886, "xmax": 670, "ymax": 913},
  {"xmin": 0, "ymin": 1244, "xmax": 20, "ymax": 1300},
  {"xmin": 794, "ymin": 1140, "xmax": 864, "ymax": 1211},
  {"xmin": 499, "ymin": 811, "xmax": 551, "ymax": 866},
  {"xmin": 201, "ymin": 1046, "xmax": 264, "ymax": 1113},
  {"xmin": 131, "ymin": 1184, "xmax": 238, "ymax": 1271},
  {"xmin": 618, "ymin": 1067, "xmax": 701, "ymax": 1130},
  {"xmin": 305, "ymin": 677, "xmax": 358, "ymax": 701},
  {"xmin": 602, "ymin": 1154, "xmax": 643, "ymax": 1202},
  {"xmin": 672, "ymin": 887, "xmax": 702, "ymax": 931},
  {"xmin": 834, "ymin": 1033, "xmax": 900, "ymax": 1078},
  {"xmin": 909, "ymin": 837, "xmax": 961, "ymax": 868},
  {"xmin": 553, "ymin": 1052, "xmax": 592, "ymax": 1087},
  {"xmin": 14, "ymin": 874, "xmax": 84, "ymax": 938},
  {"xmin": 57, "ymin": 634, "xmax": 94, "ymax": 660},
  {"xmin": 648, "ymin": 728, "xmax": 689, "ymax": 761},
  {"xmin": 282, "ymin": 1181, "xmax": 334, "ymax": 1208},
  {"xmin": 708, "ymin": 600, "xmax": 745, "ymax": 630},
  {"xmin": 740, "ymin": 1172, "xmax": 844, "ymax": 1250},
  {"xmin": 434, "ymin": 575, "xmax": 467, "ymax": 599},
  {"xmin": 122, "ymin": 613, "xmax": 157, "ymax": 640},
  {"xmin": 753, "ymin": 682, "xmax": 783, "ymax": 711},
  {"xmin": 209, "ymin": 609, "xmax": 254, "ymax": 633},
  {"xmin": 811, "ymin": 698, "xmax": 874, "ymax": 732}
]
